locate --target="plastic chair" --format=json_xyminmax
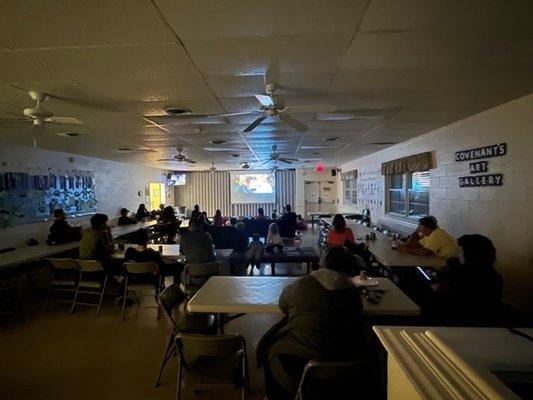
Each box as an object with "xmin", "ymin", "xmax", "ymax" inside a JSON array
[
  {"xmin": 154, "ymin": 284, "xmax": 216, "ymax": 387},
  {"xmin": 295, "ymin": 358, "xmax": 377, "ymax": 400},
  {"xmin": 122, "ymin": 261, "xmax": 161, "ymax": 321},
  {"xmin": 175, "ymin": 333, "xmax": 250, "ymax": 400},
  {"xmin": 72, "ymin": 259, "xmax": 108, "ymax": 317},
  {"xmin": 182, "ymin": 262, "xmax": 220, "ymax": 299},
  {"xmin": 43, "ymin": 258, "xmax": 80, "ymax": 312}
]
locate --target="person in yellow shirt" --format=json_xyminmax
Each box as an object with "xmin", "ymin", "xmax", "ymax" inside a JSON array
[{"xmin": 398, "ymin": 216, "xmax": 457, "ymax": 258}]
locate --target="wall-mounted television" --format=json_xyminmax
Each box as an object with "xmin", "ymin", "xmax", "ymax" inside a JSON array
[{"xmin": 166, "ymin": 173, "xmax": 186, "ymax": 186}]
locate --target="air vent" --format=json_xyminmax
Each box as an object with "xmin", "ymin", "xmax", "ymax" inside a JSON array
[
  {"xmin": 370, "ymin": 142, "xmax": 397, "ymax": 145},
  {"xmin": 163, "ymin": 106, "xmax": 191, "ymax": 116},
  {"xmin": 210, "ymin": 139, "xmax": 226, "ymax": 145},
  {"xmin": 323, "ymin": 137, "xmax": 339, "ymax": 142},
  {"xmin": 55, "ymin": 132, "xmax": 80, "ymax": 138},
  {"xmin": 116, "ymin": 148, "xmax": 156, "ymax": 153}
]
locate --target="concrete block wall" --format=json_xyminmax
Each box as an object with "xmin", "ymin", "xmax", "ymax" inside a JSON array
[
  {"xmin": 336, "ymin": 93, "xmax": 533, "ymax": 314},
  {"xmin": 0, "ymin": 144, "xmax": 170, "ymax": 248}
]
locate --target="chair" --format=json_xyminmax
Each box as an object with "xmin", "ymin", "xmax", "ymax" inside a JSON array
[
  {"xmin": 72, "ymin": 259, "xmax": 108, "ymax": 318},
  {"xmin": 295, "ymin": 359, "xmax": 377, "ymax": 400},
  {"xmin": 122, "ymin": 261, "xmax": 161, "ymax": 321},
  {"xmin": 182, "ymin": 262, "xmax": 220, "ymax": 299},
  {"xmin": 155, "ymin": 284, "xmax": 216, "ymax": 387},
  {"xmin": 43, "ymin": 258, "xmax": 80, "ymax": 312},
  {"xmin": 175, "ymin": 333, "xmax": 250, "ymax": 400}
]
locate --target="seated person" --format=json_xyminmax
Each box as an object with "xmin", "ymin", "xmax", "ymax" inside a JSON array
[
  {"xmin": 402, "ymin": 215, "xmax": 438, "ymax": 246},
  {"xmin": 213, "ymin": 209, "xmax": 225, "ymax": 227},
  {"xmin": 398, "ymin": 216, "xmax": 457, "ymax": 258},
  {"xmin": 296, "ymin": 214, "xmax": 308, "ymax": 231},
  {"xmin": 124, "ymin": 229, "xmax": 182, "ymax": 286},
  {"xmin": 326, "ymin": 214, "xmax": 355, "ymax": 246},
  {"xmin": 79, "ymin": 214, "xmax": 126, "ymax": 303},
  {"xmin": 425, "ymin": 234, "xmax": 503, "ymax": 322},
  {"xmin": 266, "ymin": 222, "xmax": 283, "ymax": 252},
  {"xmin": 160, "ymin": 206, "xmax": 180, "ymax": 244},
  {"xmin": 190, "ymin": 204, "xmax": 201, "ymax": 221},
  {"xmin": 256, "ymin": 207, "xmax": 268, "ymax": 220},
  {"xmin": 197, "ymin": 214, "xmax": 211, "ymax": 231},
  {"xmin": 256, "ymin": 246, "xmax": 366, "ymax": 400},
  {"xmin": 179, "ymin": 218, "xmax": 216, "ymax": 264},
  {"xmin": 247, "ymin": 233, "xmax": 264, "ymax": 274},
  {"xmin": 271, "ymin": 210, "xmax": 278, "ymax": 219},
  {"xmin": 228, "ymin": 222, "xmax": 249, "ymax": 276},
  {"xmin": 47, "ymin": 209, "xmax": 82, "ymax": 244},
  {"xmin": 135, "ymin": 203, "xmax": 151, "ymax": 221},
  {"xmin": 151, "ymin": 203, "xmax": 165, "ymax": 219},
  {"xmin": 117, "ymin": 208, "xmax": 137, "ymax": 226}
]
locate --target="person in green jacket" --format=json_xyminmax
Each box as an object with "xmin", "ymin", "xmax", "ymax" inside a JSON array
[{"xmin": 256, "ymin": 246, "xmax": 368, "ymax": 400}]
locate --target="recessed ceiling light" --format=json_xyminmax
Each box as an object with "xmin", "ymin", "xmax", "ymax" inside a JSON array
[
  {"xmin": 55, "ymin": 132, "xmax": 80, "ymax": 138},
  {"xmin": 323, "ymin": 137, "xmax": 339, "ymax": 142},
  {"xmin": 312, "ymin": 152, "xmax": 320, "ymax": 155},
  {"xmin": 210, "ymin": 139, "xmax": 226, "ymax": 144},
  {"xmin": 163, "ymin": 106, "xmax": 191, "ymax": 116}
]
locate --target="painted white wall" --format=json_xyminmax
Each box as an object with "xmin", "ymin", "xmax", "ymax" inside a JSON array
[
  {"xmin": 336, "ymin": 93, "xmax": 533, "ymax": 313},
  {"xmin": 0, "ymin": 143, "xmax": 170, "ymax": 248},
  {"xmin": 295, "ymin": 168, "xmax": 337, "ymax": 216}
]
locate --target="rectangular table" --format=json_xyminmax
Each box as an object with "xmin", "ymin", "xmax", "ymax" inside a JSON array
[
  {"xmin": 187, "ymin": 276, "xmax": 420, "ymax": 317},
  {"xmin": 374, "ymin": 326, "xmax": 532, "ymax": 399},
  {"xmin": 111, "ymin": 244, "xmax": 181, "ymax": 260},
  {"xmin": 322, "ymin": 218, "xmax": 446, "ymax": 268},
  {"xmin": 0, "ymin": 220, "xmax": 160, "ymax": 271}
]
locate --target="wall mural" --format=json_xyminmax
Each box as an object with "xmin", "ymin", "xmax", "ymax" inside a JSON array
[{"xmin": 0, "ymin": 171, "xmax": 96, "ymax": 228}]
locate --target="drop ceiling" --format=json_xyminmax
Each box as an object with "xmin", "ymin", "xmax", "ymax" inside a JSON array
[{"xmin": 0, "ymin": 0, "xmax": 531, "ymax": 171}]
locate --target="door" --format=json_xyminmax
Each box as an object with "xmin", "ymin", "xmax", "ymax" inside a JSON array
[
  {"xmin": 304, "ymin": 181, "xmax": 320, "ymax": 214},
  {"xmin": 304, "ymin": 181, "xmax": 336, "ymax": 215},
  {"xmin": 319, "ymin": 181, "xmax": 335, "ymax": 213},
  {"xmin": 149, "ymin": 182, "xmax": 165, "ymax": 211}
]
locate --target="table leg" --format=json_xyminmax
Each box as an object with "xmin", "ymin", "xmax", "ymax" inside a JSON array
[
  {"xmin": 311, "ymin": 215, "xmax": 315, "ymax": 233},
  {"xmin": 271, "ymin": 262, "xmax": 276, "ymax": 276}
]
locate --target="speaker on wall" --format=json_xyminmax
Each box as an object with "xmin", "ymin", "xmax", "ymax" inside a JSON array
[{"xmin": 331, "ymin": 169, "xmax": 337, "ymax": 176}]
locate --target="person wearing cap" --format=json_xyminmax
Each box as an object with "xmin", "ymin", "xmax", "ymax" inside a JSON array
[{"xmin": 117, "ymin": 208, "xmax": 137, "ymax": 226}]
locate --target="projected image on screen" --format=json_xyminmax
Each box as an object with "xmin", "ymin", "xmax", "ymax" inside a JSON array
[
  {"xmin": 233, "ymin": 174, "xmax": 273, "ymax": 194},
  {"xmin": 230, "ymin": 171, "xmax": 276, "ymax": 203}
]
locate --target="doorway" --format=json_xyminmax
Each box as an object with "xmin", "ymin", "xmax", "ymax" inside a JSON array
[
  {"xmin": 149, "ymin": 182, "xmax": 165, "ymax": 211},
  {"xmin": 304, "ymin": 181, "xmax": 335, "ymax": 215}
]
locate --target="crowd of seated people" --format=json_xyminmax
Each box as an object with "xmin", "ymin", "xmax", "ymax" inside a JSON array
[{"xmin": 117, "ymin": 208, "xmax": 136, "ymax": 226}]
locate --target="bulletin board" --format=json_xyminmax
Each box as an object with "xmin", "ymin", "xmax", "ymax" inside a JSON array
[{"xmin": 0, "ymin": 171, "xmax": 96, "ymax": 228}]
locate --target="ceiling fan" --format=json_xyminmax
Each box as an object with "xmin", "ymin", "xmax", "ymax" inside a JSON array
[
  {"xmin": 240, "ymin": 162, "xmax": 251, "ymax": 169},
  {"xmin": 209, "ymin": 163, "xmax": 216, "ymax": 173},
  {"xmin": 269, "ymin": 162, "xmax": 280, "ymax": 174},
  {"xmin": 262, "ymin": 144, "xmax": 298, "ymax": 165},
  {"xmin": 157, "ymin": 146, "xmax": 197, "ymax": 164}
]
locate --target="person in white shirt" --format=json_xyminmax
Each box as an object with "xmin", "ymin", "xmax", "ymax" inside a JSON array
[{"xmin": 266, "ymin": 222, "xmax": 283, "ymax": 252}]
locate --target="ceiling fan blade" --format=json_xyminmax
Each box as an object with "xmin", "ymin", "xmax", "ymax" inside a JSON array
[
  {"xmin": 243, "ymin": 116, "xmax": 267, "ymax": 133},
  {"xmin": 279, "ymin": 113, "xmax": 308, "ymax": 132},
  {"xmin": 289, "ymin": 104, "xmax": 338, "ymax": 113},
  {"xmin": 183, "ymin": 159, "xmax": 197, "ymax": 164},
  {"xmin": 46, "ymin": 116, "xmax": 84, "ymax": 125},
  {"xmin": 254, "ymin": 94, "xmax": 274, "ymax": 107},
  {"xmin": 157, "ymin": 158, "xmax": 178, "ymax": 162},
  {"xmin": 206, "ymin": 111, "xmax": 258, "ymax": 118},
  {"xmin": 278, "ymin": 159, "xmax": 293, "ymax": 164}
]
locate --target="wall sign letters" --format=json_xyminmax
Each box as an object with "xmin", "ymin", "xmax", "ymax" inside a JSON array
[
  {"xmin": 459, "ymin": 174, "xmax": 503, "ymax": 187},
  {"xmin": 455, "ymin": 143, "xmax": 506, "ymax": 162},
  {"xmin": 455, "ymin": 143, "xmax": 506, "ymax": 188}
]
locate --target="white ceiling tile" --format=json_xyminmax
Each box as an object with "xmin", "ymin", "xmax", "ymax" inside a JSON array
[
  {"xmin": 360, "ymin": 0, "xmax": 533, "ymax": 32},
  {"xmin": 155, "ymin": 0, "xmax": 368, "ymax": 38},
  {"xmin": 0, "ymin": 0, "xmax": 174, "ymax": 48}
]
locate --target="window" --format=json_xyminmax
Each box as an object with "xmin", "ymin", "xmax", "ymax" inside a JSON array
[
  {"xmin": 386, "ymin": 171, "xmax": 429, "ymax": 219},
  {"xmin": 342, "ymin": 171, "xmax": 357, "ymax": 206}
]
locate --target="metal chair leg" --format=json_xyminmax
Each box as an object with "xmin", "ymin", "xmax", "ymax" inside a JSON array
[
  {"xmin": 70, "ymin": 273, "xmax": 82, "ymax": 314},
  {"xmin": 96, "ymin": 275, "xmax": 108, "ymax": 318},
  {"xmin": 155, "ymin": 330, "xmax": 175, "ymax": 387},
  {"xmin": 121, "ymin": 276, "xmax": 128, "ymax": 321},
  {"xmin": 176, "ymin": 359, "xmax": 182, "ymax": 400},
  {"xmin": 43, "ymin": 281, "xmax": 53, "ymax": 313}
]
